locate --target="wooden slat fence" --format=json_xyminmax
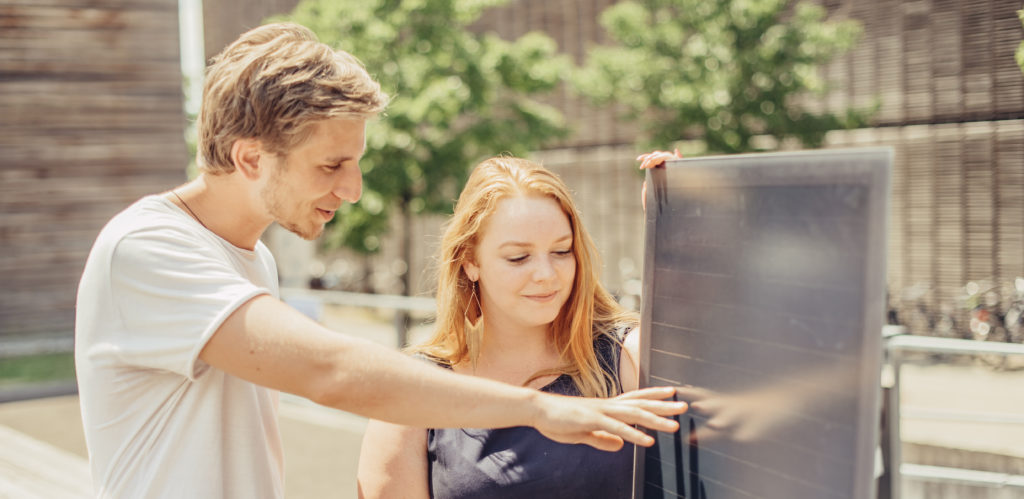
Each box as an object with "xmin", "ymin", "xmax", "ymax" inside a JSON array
[{"xmin": 0, "ymin": 0, "xmax": 189, "ymax": 341}]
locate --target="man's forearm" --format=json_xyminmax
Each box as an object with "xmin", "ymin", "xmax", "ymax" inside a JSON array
[
  {"xmin": 201, "ymin": 294, "xmax": 540, "ymax": 429},
  {"xmin": 313, "ymin": 335, "xmax": 541, "ymax": 429},
  {"xmin": 201, "ymin": 294, "xmax": 683, "ymax": 448}
]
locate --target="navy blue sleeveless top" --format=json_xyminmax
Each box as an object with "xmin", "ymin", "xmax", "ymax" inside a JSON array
[{"xmin": 426, "ymin": 328, "xmax": 634, "ymax": 499}]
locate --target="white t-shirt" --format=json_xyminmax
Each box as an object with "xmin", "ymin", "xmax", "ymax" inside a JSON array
[{"xmin": 75, "ymin": 195, "xmax": 284, "ymax": 498}]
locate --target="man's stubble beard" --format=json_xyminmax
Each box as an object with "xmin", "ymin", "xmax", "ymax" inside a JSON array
[{"xmin": 260, "ymin": 169, "xmax": 324, "ymax": 241}]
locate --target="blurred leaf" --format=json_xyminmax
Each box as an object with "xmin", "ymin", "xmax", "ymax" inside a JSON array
[
  {"xmin": 273, "ymin": 0, "xmax": 568, "ymax": 254},
  {"xmin": 574, "ymin": 0, "xmax": 875, "ymax": 154}
]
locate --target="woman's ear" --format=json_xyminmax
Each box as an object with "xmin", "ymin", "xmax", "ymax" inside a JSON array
[
  {"xmin": 462, "ymin": 260, "xmax": 479, "ymax": 283},
  {"xmin": 230, "ymin": 138, "xmax": 264, "ymax": 180}
]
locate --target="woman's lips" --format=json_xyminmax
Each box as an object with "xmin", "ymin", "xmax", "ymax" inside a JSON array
[{"xmin": 524, "ymin": 291, "xmax": 558, "ymax": 302}]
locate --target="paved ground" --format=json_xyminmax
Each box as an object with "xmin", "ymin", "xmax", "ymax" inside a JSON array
[{"xmin": 0, "ymin": 394, "xmax": 368, "ymax": 498}]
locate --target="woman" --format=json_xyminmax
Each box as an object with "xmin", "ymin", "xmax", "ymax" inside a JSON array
[{"xmin": 357, "ymin": 156, "xmax": 654, "ymax": 498}]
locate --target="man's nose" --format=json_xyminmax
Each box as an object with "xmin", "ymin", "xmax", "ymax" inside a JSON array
[{"xmin": 333, "ymin": 165, "xmax": 362, "ymax": 203}]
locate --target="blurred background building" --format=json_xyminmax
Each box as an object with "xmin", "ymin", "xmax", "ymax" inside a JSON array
[
  {"xmin": 1, "ymin": 1, "xmax": 189, "ymax": 346},
  {"xmin": 2, "ymin": 0, "xmax": 1022, "ymax": 346}
]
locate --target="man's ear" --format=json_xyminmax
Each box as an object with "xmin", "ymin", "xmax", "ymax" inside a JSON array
[{"xmin": 230, "ymin": 138, "xmax": 264, "ymax": 180}]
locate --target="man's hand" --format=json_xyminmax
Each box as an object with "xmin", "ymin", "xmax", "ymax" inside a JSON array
[
  {"xmin": 532, "ymin": 386, "xmax": 687, "ymax": 451},
  {"xmin": 675, "ymin": 384, "xmax": 795, "ymax": 444}
]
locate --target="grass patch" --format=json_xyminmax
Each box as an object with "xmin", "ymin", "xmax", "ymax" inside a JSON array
[{"xmin": 0, "ymin": 352, "xmax": 76, "ymax": 387}]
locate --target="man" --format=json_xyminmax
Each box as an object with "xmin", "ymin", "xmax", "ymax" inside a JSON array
[{"xmin": 75, "ymin": 22, "xmax": 685, "ymax": 497}]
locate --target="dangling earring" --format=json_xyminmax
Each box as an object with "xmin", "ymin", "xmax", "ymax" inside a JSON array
[{"xmin": 464, "ymin": 279, "xmax": 484, "ymax": 369}]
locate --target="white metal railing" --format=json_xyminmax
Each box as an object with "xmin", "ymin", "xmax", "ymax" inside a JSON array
[
  {"xmin": 280, "ymin": 287, "xmax": 437, "ymax": 313},
  {"xmin": 279, "ymin": 287, "xmax": 436, "ymax": 347},
  {"xmin": 881, "ymin": 328, "xmax": 1024, "ymax": 498},
  {"xmin": 886, "ymin": 333, "xmax": 1024, "ymax": 356},
  {"xmin": 900, "ymin": 463, "xmax": 1024, "ymax": 489}
]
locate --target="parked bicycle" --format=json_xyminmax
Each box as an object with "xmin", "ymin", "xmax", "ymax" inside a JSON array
[
  {"xmin": 962, "ymin": 278, "xmax": 1024, "ymax": 369},
  {"xmin": 892, "ymin": 283, "xmax": 965, "ymax": 340}
]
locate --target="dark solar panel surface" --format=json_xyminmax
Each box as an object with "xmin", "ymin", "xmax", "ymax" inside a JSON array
[{"xmin": 635, "ymin": 149, "xmax": 890, "ymax": 499}]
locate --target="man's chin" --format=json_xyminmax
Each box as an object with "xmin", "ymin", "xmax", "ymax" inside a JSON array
[{"xmin": 281, "ymin": 222, "xmax": 323, "ymax": 241}]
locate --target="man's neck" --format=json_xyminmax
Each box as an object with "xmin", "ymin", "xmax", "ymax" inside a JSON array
[{"xmin": 172, "ymin": 175, "xmax": 272, "ymax": 250}]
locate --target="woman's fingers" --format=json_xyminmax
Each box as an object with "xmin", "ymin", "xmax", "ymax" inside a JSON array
[
  {"xmin": 637, "ymin": 149, "xmax": 682, "ymax": 208},
  {"xmin": 637, "ymin": 152, "xmax": 672, "ymax": 169},
  {"xmin": 636, "ymin": 149, "xmax": 683, "ymax": 170},
  {"xmin": 641, "ymin": 180, "xmax": 648, "ymax": 211}
]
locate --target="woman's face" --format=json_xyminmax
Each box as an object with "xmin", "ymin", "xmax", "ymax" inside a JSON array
[{"xmin": 465, "ymin": 194, "xmax": 577, "ymax": 332}]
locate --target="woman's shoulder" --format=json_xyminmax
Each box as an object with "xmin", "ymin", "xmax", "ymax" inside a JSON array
[
  {"xmin": 592, "ymin": 323, "xmax": 635, "ymax": 375},
  {"xmin": 594, "ymin": 322, "xmax": 635, "ymax": 349}
]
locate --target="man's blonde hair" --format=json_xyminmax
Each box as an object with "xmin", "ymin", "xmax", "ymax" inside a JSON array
[{"xmin": 197, "ymin": 22, "xmax": 388, "ymax": 173}]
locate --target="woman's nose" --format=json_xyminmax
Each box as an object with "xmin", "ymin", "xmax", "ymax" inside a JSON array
[{"xmin": 532, "ymin": 256, "xmax": 557, "ymax": 282}]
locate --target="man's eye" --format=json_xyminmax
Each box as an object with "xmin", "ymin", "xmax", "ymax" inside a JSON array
[{"xmin": 323, "ymin": 164, "xmax": 342, "ymax": 171}]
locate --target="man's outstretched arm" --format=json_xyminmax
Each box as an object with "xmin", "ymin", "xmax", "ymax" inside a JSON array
[{"xmin": 200, "ymin": 294, "xmax": 686, "ymax": 450}]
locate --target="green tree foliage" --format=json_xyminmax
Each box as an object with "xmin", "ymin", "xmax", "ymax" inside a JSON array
[
  {"xmin": 275, "ymin": 0, "xmax": 568, "ymax": 254},
  {"xmin": 575, "ymin": 0, "xmax": 874, "ymax": 154}
]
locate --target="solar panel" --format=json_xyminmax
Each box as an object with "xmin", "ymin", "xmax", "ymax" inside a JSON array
[{"xmin": 635, "ymin": 148, "xmax": 891, "ymax": 499}]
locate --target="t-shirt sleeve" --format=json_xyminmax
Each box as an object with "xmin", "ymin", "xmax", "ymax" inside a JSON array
[{"xmin": 107, "ymin": 227, "xmax": 272, "ymax": 379}]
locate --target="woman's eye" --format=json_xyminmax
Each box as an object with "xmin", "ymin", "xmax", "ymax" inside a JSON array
[
  {"xmin": 553, "ymin": 249, "xmax": 573, "ymax": 257},
  {"xmin": 506, "ymin": 255, "xmax": 528, "ymax": 263}
]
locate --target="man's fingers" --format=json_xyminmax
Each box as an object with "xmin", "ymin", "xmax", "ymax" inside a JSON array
[
  {"xmin": 614, "ymin": 386, "xmax": 679, "ymax": 401},
  {"xmin": 535, "ymin": 390, "xmax": 687, "ymax": 451},
  {"xmin": 595, "ymin": 416, "xmax": 658, "ymax": 447},
  {"xmin": 548, "ymin": 417, "xmax": 650, "ymax": 450},
  {"xmin": 582, "ymin": 430, "xmax": 626, "ymax": 452},
  {"xmin": 624, "ymin": 399, "xmax": 689, "ymax": 417},
  {"xmin": 606, "ymin": 403, "xmax": 682, "ymax": 434},
  {"xmin": 614, "ymin": 388, "xmax": 688, "ymax": 419},
  {"xmin": 674, "ymin": 385, "xmax": 713, "ymax": 401},
  {"xmin": 704, "ymin": 412, "xmax": 738, "ymax": 431}
]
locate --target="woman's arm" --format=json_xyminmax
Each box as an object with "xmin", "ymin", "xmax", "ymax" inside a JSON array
[
  {"xmin": 357, "ymin": 420, "xmax": 430, "ymax": 499},
  {"xmin": 619, "ymin": 327, "xmax": 641, "ymax": 393}
]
